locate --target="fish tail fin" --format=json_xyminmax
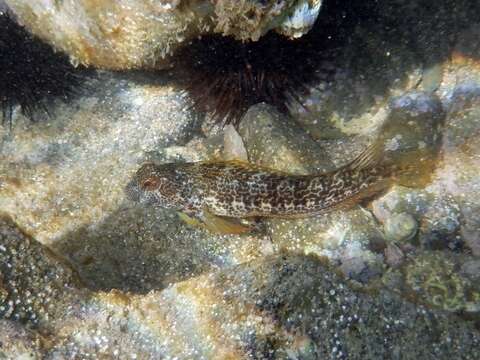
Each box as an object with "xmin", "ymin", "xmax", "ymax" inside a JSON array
[
  {"xmin": 388, "ymin": 161, "xmax": 430, "ymax": 188},
  {"xmin": 346, "ymin": 138, "xmax": 421, "ymax": 190}
]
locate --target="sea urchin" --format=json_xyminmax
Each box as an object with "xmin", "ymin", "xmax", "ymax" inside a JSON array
[
  {"xmin": 175, "ymin": 28, "xmax": 339, "ymax": 127},
  {"xmin": 0, "ymin": 11, "xmax": 85, "ymax": 127}
]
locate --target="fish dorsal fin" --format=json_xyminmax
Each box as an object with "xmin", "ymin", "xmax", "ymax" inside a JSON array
[{"xmin": 346, "ymin": 140, "xmax": 385, "ymax": 171}]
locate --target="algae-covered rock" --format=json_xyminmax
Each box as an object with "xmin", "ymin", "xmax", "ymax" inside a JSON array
[
  {"xmin": 5, "ymin": 0, "xmax": 204, "ymax": 70},
  {"xmin": 106, "ymin": 253, "xmax": 480, "ymax": 359},
  {"xmin": 404, "ymin": 252, "xmax": 480, "ymax": 313},
  {"xmin": 238, "ymin": 103, "xmax": 333, "ymax": 174},
  {"xmin": 0, "ymin": 215, "xmax": 85, "ymax": 329},
  {"xmin": 1, "ymin": 205, "xmax": 480, "ymax": 359},
  {"xmin": 4, "ymin": 0, "xmax": 322, "ymax": 70},
  {"xmin": 214, "ymin": 0, "xmax": 322, "ymax": 41}
]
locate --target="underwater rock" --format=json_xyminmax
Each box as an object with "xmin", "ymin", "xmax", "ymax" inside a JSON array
[
  {"xmin": 0, "ymin": 215, "xmax": 85, "ymax": 329},
  {"xmin": 213, "ymin": 0, "xmax": 322, "ymax": 41},
  {"xmin": 5, "ymin": 0, "xmax": 200, "ymax": 70},
  {"xmin": 373, "ymin": 188, "xmax": 462, "ymax": 251},
  {"xmin": 223, "ymin": 124, "xmax": 248, "ymax": 161},
  {"xmin": 379, "ymin": 91, "xmax": 444, "ymax": 186},
  {"xmin": 429, "ymin": 83, "xmax": 480, "ymax": 255},
  {"xmin": 461, "ymin": 259, "xmax": 480, "ymax": 283},
  {"xmin": 404, "ymin": 252, "xmax": 480, "ymax": 313},
  {"xmin": 384, "ymin": 243, "xmax": 405, "ymax": 268},
  {"xmin": 4, "ymin": 216, "xmax": 479, "ymax": 358},
  {"xmin": 238, "ymin": 103, "xmax": 333, "ymax": 174},
  {"xmin": 134, "ymin": 253, "xmax": 477, "ymax": 359},
  {"xmin": 372, "ymin": 186, "xmax": 431, "ymax": 224},
  {"xmin": 419, "ymin": 196, "xmax": 462, "ymax": 250},
  {"xmin": 0, "ymin": 320, "xmax": 44, "ymax": 358},
  {"xmin": 4, "ymin": 0, "xmax": 321, "ymax": 70},
  {"xmin": 267, "ymin": 210, "xmax": 385, "ymax": 283},
  {"xmin": 0, "ymin": 71, "xmax": 196, "ymax": 245}
]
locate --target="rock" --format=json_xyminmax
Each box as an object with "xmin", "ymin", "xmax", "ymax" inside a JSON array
[
  {"xmin": 461, "ymin": 259, "xmax": 480, "ymax": 283},
  {"xmin": 223, "ymin": 124, "xmax": 248, "ymax": 161},
  {"xmin": 372, "ymin": 188, "xmax": 462, "ymax": 251},
  {"xmin": 372, "ymin": 186, "xmax": 432, "ymax": 223},
  {"xmin": 238, "ymin": 103, "xmax": 333, "ymax": 174},
  {"xmin": 429, "ymin": 84, "xmax": 480, "ymax": 255},
  {"xmin": 0, "ymin": 215, "xmax": 85, "ymax": 329},
  {"xmin": 379, "ymin": 91, "xmax": 444, "ymax": 187},
  {"xmin": 213, "ymin": 0, "xmax": 322, "ymax": 41},
  {"xmin": 0, "ymin": 71, "xmax": 197, "ymax": 245},
  {"xmin": 384, "ymin": 243, "xmax": 405, "ymax": 268},
  {"xmin": 4, "ymin": 0, "xmax": 322, "ymax": 70},
  {"xmin": 52, "ymin": 207, "xmax": 270, "ymax": 292},
  {"xmin": 383, "ymin": 212, "xmax": 418, "ymax": 243},
  {"xmin": 0, "ymin": 320, "xmax": 44, "ymax": 359},
  {"xmin": 137, "ymin": 253, "xmax": 477, "ymax": 359},
  {"xmin": 3, "ymin": 217, "xmax": 479, "ymax": 358},
  {"xmin": 268, "ymin": 210, "xmax": 385, "ymax": 283},
  {"xmin": 419, "ymin": 196, "xmax": 462, "ymax": 250},
  {"xmin": 404, "ymin": 252, "xmax": 480, "ymax": 313}
]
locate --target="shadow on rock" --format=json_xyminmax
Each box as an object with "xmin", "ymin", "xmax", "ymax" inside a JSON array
[
  {"xmin": 51, "ymin": 202, "xmax": 213, "ymax": 293},
  {"xmin": 277, "ymin": 0, "xmax": 478, "ymax": 139}
]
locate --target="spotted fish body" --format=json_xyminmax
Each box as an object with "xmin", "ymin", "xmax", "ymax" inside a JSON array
[{"xmin": 126, "ymin": 142, "xmax": 393, "ymax": 232}]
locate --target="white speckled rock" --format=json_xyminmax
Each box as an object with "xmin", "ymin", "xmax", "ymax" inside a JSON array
[
  {"xmin": 0, "ymin": 71, "xmax": 197, "ymax": 245},
  {"xmin": 4, "ymin": 0, "xmax": 322, "ymax": 70},
  {"xmin": 1, "ymin": 218, "xmax": 479, "ymax": 359}
]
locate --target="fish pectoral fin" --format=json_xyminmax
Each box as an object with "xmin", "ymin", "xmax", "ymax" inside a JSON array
[
  {"xmin": 178, "ymin": 212, "xmax": 205, "ymax": 228},
  {"xmin": 202, "ymin": 209, "xmax": 252, "ymax": 234},
  {"xmin": 178, "ymin": 210, "xmax": 251, "ymax": 234}
]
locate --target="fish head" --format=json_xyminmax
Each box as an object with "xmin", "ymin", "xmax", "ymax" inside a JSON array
[{"xmin": 126, "ymin": 162, "xmax": 188, "ymax": 210}]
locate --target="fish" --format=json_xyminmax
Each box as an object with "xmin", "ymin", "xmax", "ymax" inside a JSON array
[{"xmin": 125, "ymin": 140, "xmax": 400, "ymax": 234}]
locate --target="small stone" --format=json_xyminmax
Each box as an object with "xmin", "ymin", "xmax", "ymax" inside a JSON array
[
  {"xmin": 372, "ymin": 186, "xmax": 431, "ymax": 224},
  {"xmin": 384, "ymin": 244, "xmax": 405, "ymax": 268},
  {"xmin": 383, "ymin": 212, "xmax": 418, "ymax": 242},
  {"xmin": 0, "ymin": 320, "xmax": 44, "ymax": 358},
  {"xmin": 461, "ymin": 260, "xmax": 480, "ymax": 283},
  {"xmin": 223, "ymin": 124, "xmax": 248, "ymax": 161}
]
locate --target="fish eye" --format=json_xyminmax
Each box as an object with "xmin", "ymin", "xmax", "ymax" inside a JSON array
[{"xmin": 141, "ymin": 177, "xmax": 159, "ymax": 190}]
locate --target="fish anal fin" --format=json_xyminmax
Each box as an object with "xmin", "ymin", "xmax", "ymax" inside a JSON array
[
  {"xmin": 178, "ymin": 212, "xmax": 204, "ymax": 228},
  {"xmin": 178, "ymin": 210, "xmax": 251, "ymax": 234},
  {"xmin": 202, "ymin": 209, "xmax": 252, "ymax": 234}
]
